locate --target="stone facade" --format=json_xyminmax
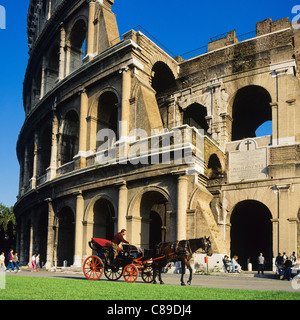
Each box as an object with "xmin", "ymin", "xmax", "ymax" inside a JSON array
[{"xmin": 15, "ymin": 0, "xmax": 300, "ymax": 271}]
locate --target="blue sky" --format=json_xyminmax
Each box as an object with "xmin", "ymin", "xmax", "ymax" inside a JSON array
[{"xmin": 0, "ymin": 0, "xmax": 295, "ymax": 207}]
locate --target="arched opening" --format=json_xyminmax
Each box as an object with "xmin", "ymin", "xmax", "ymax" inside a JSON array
[
  {"xmin": 56, "ymin": 207, "xmax": 75, "ymax": 267},
  {"xmin": 183, "ymin": 103, "xmax": 209, "ymax": 132},
  {"xmin": 45, "ymin": 44, "xmax": 59, "ymax": 93},
  {"xmin": 38, "ymin": 125, "xmax": 52, "ymax": 176},
  {"xmin": 23, "ymin": 219, "xmax": 31, "ymax": 265},
  {"xmin": 36, "ymin": 209, "xmax": 48, "ymax": 267},
  {"xmin": 24, "ymin": 138, "xmax": 34, "ymax": 186},
  {"xmin": 68, "ymin": 19, "xmax": 87, "ymax": 74},
  {"xmin": 255, "ymin": 120, "xmax": 272, "ymax": 137},
  {"xmin": 60, "ymin": 110, "xmax": 79, "ymax": 165},
  {"xmin": 230, "ymin": 200, "xmax": 273, "ymax": 271},
  {"xmin": 151, "ymin": 62, "xmax": 176, "ymax": 94},
  {"xmin": 97, "ymin": 91, "xmax": 119, "ymax": 150},
  {"xmin": 139, "ymin": 191, "xmax": 170, "ymax": 251},
  {"xmin": 92, "ymin": 198, "xmax": 115, "ymax": 240},
  {"xmin": 149, "ymin": 211, "xmax": 163, "ymax": 251},
  {"xmin": 231, "ymin": 85, "xmax": 272, "ymax": 141},
  {"xmin": 32, "ymin": 67, "xmax": 42, "ymax": 106},
  {"xmin": 207, "ymin": 154, "xmax": 223, "ymax": 179}
]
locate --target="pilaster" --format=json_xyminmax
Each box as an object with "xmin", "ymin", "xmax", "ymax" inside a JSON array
[
  {"xmin": 174, "ymin": 172, "xmax": 188, "ymax": 240},
  {"xmin": 74, "ymin": 89, "xmax": 88, "ymax": 168},
  {"xmin": 73, "ymin": 191, "xmax": 84, "ymax": 267},
  {"xmin": 84, "ymin": 0, "xmax": 97, "ymax": 62},
  {"xmin": 116, "ymin": 181, "xmax": 128, "ymax": 232},
  {"xmin": 45, "ymin": 199, "xmax": 55, "ymax": 269},
  {"xmin": 58, "ymin": 22, "xmax": 66, "ymax": 81}
]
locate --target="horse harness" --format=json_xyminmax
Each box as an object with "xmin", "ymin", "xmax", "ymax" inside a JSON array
[{"xmin": 172, "ymin": 240, "xmax": 192, "ymax": 257}]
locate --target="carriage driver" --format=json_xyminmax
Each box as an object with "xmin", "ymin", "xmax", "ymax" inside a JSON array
[{"xmin": 111, "ymin": 229, "xmax": 131, "ymax": 264}]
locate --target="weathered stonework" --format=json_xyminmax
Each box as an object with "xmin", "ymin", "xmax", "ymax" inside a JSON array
[{"xmin": 15, "ymin": 0, "xmax": 300, "ymax": 271}]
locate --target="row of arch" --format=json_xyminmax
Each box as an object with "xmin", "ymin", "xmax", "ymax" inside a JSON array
[
  {"xmin": 19, "ymin": 186, "xmax": 297, "ymax": 271},
  {"xmin": 21, "ymin": 89, "xmax": 120, "ymax": 188},
  {"xmin": 28, "ymin": 18, "xmax": 88, "ymax": 111},
  {"xmin": 19, "ymin": 189, "xmax": 173, "ymax": 266},
  {"xmin": 20, "ymin": 82, "xmax": 273, "ymax": 191},
  {"xmin": 152, "ymin": 61, "xmax": 273, "ymax": 140}
]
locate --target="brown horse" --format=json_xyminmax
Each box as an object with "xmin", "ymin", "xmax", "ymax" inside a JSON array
[{"xmin": 152, "ymin": 237, "xmax": 212, "ymax": 286}]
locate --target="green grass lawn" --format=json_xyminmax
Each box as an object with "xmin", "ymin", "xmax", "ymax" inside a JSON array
[{"xmin": 0, "ymin": 276, "xmax": 299, "ymax": 300}]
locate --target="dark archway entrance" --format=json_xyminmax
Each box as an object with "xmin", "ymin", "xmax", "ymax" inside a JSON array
[
  {"xmin": 36, "ymin": 209, "xmax": 48, "ymax": 266},
  {"xmin": 97, "ymin": 91, "xmax": 119, "ymax": 150},
  {"xmin": 230, "ymin": 200, "xmax": 273, "ymax": 271},
  {"xmin": 56, "ymin": 207, "xmax": 75, "ymax": 266},
  {"xmin": 140, "ymin": 191, "xmax": 170, "ymax": 251},
  {"xmin": 93, "ymin": 198, "xmax": 115, "ymax": 241},
  {"xmin": 149, "ymin": 211, "xmax": 163, "ymax": 251}
]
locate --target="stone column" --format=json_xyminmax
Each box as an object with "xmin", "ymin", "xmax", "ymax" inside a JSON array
[
  {"xmin": 87, "ymin": 115, "xmax": 97, "ymax": 153},
  {"xmin": 276, "ymin": 183, "xmax": 291, "ymax": 254},
  {"xmin": 23, "ymin": 145, "xmax": 30, "ymax": 190},
  {"xmin": 47, "ymin": 113, "xmax": 58, "ymax": 180},
  {"xmin": 85, "ymin": 0, "xmax": 97, "ymax": 62},
  {"xmin": 288, "ymin": 218, "xmax": 298, "ymax": 255},
  {"xmin": 58, "ymin": 23, "xmax": 66, "ymax": 81},
  {"xmin": 31, "ymin": 132, "xmax": 38, "ymax": 189},
  {"xmin": 47, "ymin": 0, "xmax": 52, "ymax": 19},
  {"xmin": 176, "ymin": 174, "xmax": 188, "ymax": 240},
  {"xmin": 117, "ymin": 181, "xmax": 127, "ymax": 232},
  {"xmin": 75, "ymin": 89, "xmax": 88, "ymax": 168},
  {"xmin": 40, "ymin": 56, "xmax": 46, "ymax": 99},
  {"xmin": 271, "ymin": 218, "xmax": 279, "ymax": 271},
  {"xmin": 45, "ymin": 199, "xmax": 55, "ymax": 269},
  {"xmin": 118, "ymin": 67, "xmax": 131, "ymax": 159},
  {"xmin": 73, "ymin": 191, "xmax": 84, "ymax": 267},
  {"xmin": 28, "ymin": 219, "xmax": 34, "ymax": 266},
  {"xmin": 19, "ymin": 219, "xmax": 25, "ymax": 265},
  {"xmin": 65, "ymin": 45, "xmax": 71, "ymax": 77}
]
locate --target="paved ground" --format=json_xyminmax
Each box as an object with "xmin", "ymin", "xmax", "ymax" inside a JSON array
[{"xmin": 4, "ymin": 268, "xmax": 300, "ymax": 293}]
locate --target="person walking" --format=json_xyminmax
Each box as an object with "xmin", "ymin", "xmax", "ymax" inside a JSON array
[
  {"xmin": 13, "ymin": 252, "xmax": 20, "ymax": 272},
  {"xmin": 257, "ymin": 252, "xmax": 265, "ymax": 275},
  {"xmin": 36, "ymin": 254, "xmax": 41, "ymax": 271},
  {"xmin": 31, "ymin": 254, "xmax": 36, "ymax": 272},
  {"xmin": 6, "ymin": 249, "xmax": 15, "ymax": 272},
  {"xmin": 0, "ymin": 252, "xmax": 5, "ymax": 269}
]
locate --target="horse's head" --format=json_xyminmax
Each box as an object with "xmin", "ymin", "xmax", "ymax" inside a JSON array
[{"xmin": 203, "ymin": 236, "xmax": 212, "ymax": 256}]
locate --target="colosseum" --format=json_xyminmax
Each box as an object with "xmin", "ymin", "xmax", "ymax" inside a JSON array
[{"xmin": 15, "ymin": 0, "xmax": 300, "ymax": 271}]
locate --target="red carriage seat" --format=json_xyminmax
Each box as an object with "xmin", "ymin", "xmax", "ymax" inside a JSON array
[{"xmin": 92, "ymin": 238, "xmax": 121, "ymax": 251}]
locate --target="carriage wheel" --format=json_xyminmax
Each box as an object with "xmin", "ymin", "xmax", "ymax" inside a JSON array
[
  {"xmin": 104, "ymin": 264, "xmax": 123, "ymax": 281},
  {"xmin": 141, "ymin": 265, "xmax": 153, "ymax": 283},
  {"xmin": 123, "ymin": 264, "xmax": 138, "ymax": 283},
  {"xmin": 83, "ymin": 255, "xmax": 104, "ymax": 281}
]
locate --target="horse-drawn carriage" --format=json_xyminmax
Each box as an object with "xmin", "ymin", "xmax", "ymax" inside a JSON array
[
  {"xmin": 83, "ymin": 238, "xmax": 154, "ymax": 283},
  {"xmin": 83, "ymin": 236, "xmax": 212, "ymax": 285}
]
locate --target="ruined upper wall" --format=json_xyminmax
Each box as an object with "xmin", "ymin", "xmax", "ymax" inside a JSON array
[{"xmin": 179, "ymin": 18, "xmax": 294, "ymax": 84}]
